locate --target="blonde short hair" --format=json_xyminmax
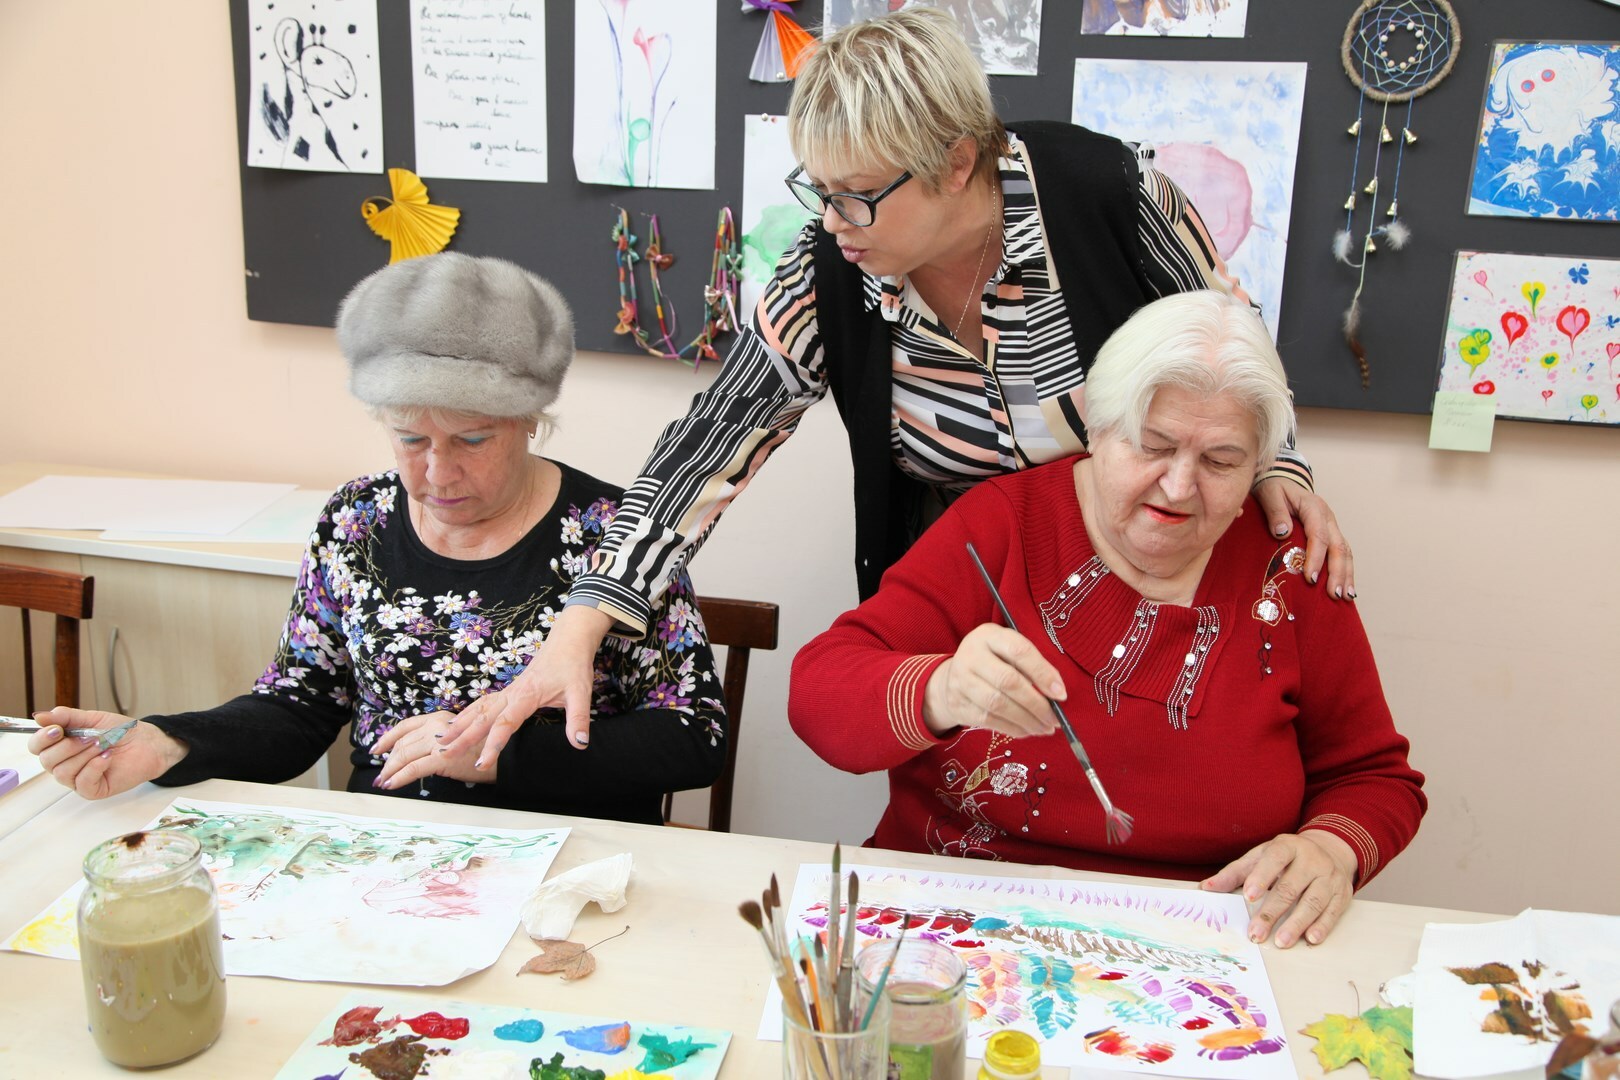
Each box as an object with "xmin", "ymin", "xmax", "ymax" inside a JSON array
[
  {"xmin": 1085, "ymin": 292, "xmax": 1295, "ymax": 468},
  {"xmin": 789, "ymin": 7, "xmax": 1007, "ymax": 190}
]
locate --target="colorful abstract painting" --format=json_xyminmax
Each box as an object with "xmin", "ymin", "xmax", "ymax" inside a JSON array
[
  {"xmin": 572, "ymin": 0, "xmax": 716, "ymax": 189},
  {"xmin": 1412, "ymin": 909, "xmax": 1620, "ymax": 1078},
  {"xmin": 822, "ymin": 0, "xmax": 1043, "ymax": 76},
  {"xmin": 1467, "ymin": 42, "xmax": 1620, "ymax": 222},
  {"xmin": 246, "ymin": 0, "xmax": 384, "ymax": 173},
  {"xmin": 758, "ymin": 865, "xmax": 1292, "ymax": 1079},
  {"xmin": 740, "ymin": 115, "xmax": 815, "ymax": 326},
  {"xmin": 1071, "ymin": 58, "xmax": 1306, "ymax": 340},
  {"xmin": 276, "ymin": 991, "xmax": 730, "ymax": 1080},
  {"xmin": 4, "ymin": 800, "xmax": 568, "ymax": 986},
  {"xmin": 1080, "ymin": 0, "xmax": 1248, "ymax": 37},
  {"xmin": 1436, "ymin": 251, "xmax": 1620, "ymax": 426}
]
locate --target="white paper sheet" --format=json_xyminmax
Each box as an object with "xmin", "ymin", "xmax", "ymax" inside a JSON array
[
  {"xmin": 758, "ymin": 863, "xmax": 1293, "ymax": 1079},
  {"xmin": 1412, "ymin": 909, "xmax": 1620, "ymax": 1079},
  {"xmin": 96, "ymin": 487, "xmax": 330, "ymax": 544},
  {"xmin": 572, "ymin": 0, "xmax": 716, "ymax": 188},
  {"xmin": 1072, "ymin": 58, "xmax": 1307, "ymax": 342},
  {"xmin": 821, "ymin": 0, "xmax": 1043, "ymax": 76},
  {"xmin": 1081, "ymin": 0, "xmax": 1248, "ymax": 37},
  {"xmin": 246, "ymin": 0, "xmax": 384, "ymax": 173},
  {"xmin": 6, "ymin": 799, "xmax": 569, "ymax": 986},
  {"xmin": 411, "ymin": 0, "xmax": 549, "ymax": 183},
  {"xmin": 0, "ymin": 477, "xmax": 297, "ymax": 535}
]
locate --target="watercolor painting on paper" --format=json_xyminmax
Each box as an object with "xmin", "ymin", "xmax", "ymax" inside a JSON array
[
  {"xmin": 1080, "ymin": 0, "xmax": 1247, "ymax": 37},
  {"xmin": 246, "ymin": 0, "xmax": 383, "ymax": 173},
  {"xmin": 5, "ymin": 800, "xmax": 568, "ymax": 986},
  {"xmin": 759, "ymin": 865, "xmax": 1292, "ymax": 1079},
  {"xmin": 1072, "ymin": 58, "xmax": 1307, "ymax": 340},
  {"xmin": 1412, "ymin": 909, "xmax": 1620, "ymax": 1079},
  {"xmin": 1436, "ymin": 252, "xmax": 1620, "ymax": 426},
  {"xmin": 276, "ymin": 990, "xmax": 731, "ymax": 1079},
  {"xmin": 572, "ymin": 0, "xmax": 716, "ymax": 189},
  {"xmin": 822, "ymin": 0, "xmax": 1043, "ymax": 76},
  {"xmin": 741, "ymin": 115, "xmax": 815, "ymax": 324},
  {"xmin": 1467, "ymin": 42, "xmax": 1620, "ymax": 222}
]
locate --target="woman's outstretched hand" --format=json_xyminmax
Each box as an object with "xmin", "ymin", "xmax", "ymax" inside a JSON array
[
  {"xmin": 1201, "ymin": 830, "xmax": 1358, "ymax": 948},
  {"xmin": 1253, "ymin": 477, "xmax": 1355, "ymax": 601},
  {"xmin": 28, "ymin": 707, "xmax": 187, "ymax": 801},
  {"xmin": 437, "ymin": 604, "xmax": 615, "ymax": 766}
]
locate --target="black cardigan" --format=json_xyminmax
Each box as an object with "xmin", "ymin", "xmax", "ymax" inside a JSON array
[{"xmin": 814, "ymin": 121, "xmax": 1161, "ymax": 600}]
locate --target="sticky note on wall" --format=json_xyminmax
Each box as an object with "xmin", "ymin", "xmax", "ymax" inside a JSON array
[{"xmin": 1428, "ymin": 391, "xmax": 1496, "ymax": 452}]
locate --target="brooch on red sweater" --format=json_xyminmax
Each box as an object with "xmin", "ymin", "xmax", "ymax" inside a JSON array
[{"xmin": 1252, "ymin": 544, "xmax": 1306, "ymax": 677}]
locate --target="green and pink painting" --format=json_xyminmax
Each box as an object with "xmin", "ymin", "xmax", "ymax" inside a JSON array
[
  {"xmin": 4, "ymin": 800, "xmax": 568, "ymax": 985},
  {"xmin": 276, "ymin": 991, "xmax": 731, "ymax": 1079}
]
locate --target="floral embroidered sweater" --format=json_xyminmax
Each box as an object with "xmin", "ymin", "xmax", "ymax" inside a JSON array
[
  {"xmin": 147, "ymin": 462, "xmax": 725, "ymax": 825},
  {"xmin": 789, "ymin": 457, "xmax": 1425, "ymax": 884}
]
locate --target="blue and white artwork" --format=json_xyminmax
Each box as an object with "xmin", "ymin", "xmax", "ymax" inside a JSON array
[
  {"xmin": 1466, "ymin": 41, "xmax": 1620, "ymax": 222},
  {"xmin": 1072, "ymin": 59, "xmax": 1307, "ymax": 340}
]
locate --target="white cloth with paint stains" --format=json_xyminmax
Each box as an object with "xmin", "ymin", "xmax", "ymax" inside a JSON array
[{"xmin": 521, "ymin": 852, "xmax": 633, "ymax": 941}]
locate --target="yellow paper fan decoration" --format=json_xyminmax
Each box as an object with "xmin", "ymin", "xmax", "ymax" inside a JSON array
[{"xmin": 362, "ymin": 168, "xmax": 460, "ymax": 263}]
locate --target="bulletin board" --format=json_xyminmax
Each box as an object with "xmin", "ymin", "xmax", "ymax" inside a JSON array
[{"xmin": 229, "ymin": 0, "xmax": 1620, "ymax": 415}]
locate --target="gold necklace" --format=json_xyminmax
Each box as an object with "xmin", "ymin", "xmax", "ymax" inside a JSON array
[{"xmin": 953, "ymin": 185, "xmax": 1001, "ymax": 341}]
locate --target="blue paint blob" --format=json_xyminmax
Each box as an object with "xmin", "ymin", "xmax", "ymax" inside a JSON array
[
  {"xmin": 972, "ymin": 916, "xmax": 1010, "ymax": 931},
  {"xmin": 559, "ymin": 1021, "xmax": 632, "ymax": 1054},
  {"xmin": 493, "ymin": 1018, "xmax": 545, "ymax": 1043}
]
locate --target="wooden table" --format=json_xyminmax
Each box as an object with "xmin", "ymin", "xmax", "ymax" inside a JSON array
[{"xmin": 0, "ymin": 779, "xmax": 1517, "ymax": 1079}]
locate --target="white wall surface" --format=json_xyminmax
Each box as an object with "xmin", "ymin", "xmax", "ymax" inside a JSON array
[{"xmin": 2, "ymin": 4, "xmax": 1614, "ymax": 917}]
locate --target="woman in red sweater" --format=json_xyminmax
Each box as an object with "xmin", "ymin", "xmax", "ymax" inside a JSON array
[{"xmin": 789, "ymin": 291, "xmax": 1424, "ymax": 950}]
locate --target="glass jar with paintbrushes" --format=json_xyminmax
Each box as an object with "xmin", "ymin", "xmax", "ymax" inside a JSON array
[
  {"xmin": 740, "ymin": 845, "xmax": 890, "ymax": 1079},
  {"xmin": 77, "ymin": 830, "xmax": 226, "ymax": 1068},
  {"xmin": 858, "ymin": 936, "xmax": 969, "ymax": 1080}
]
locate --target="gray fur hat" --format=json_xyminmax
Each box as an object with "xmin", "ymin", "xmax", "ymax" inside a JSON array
[{"xmin": 337, "ymin": 252, "xmax": 573, "ymax": 418}]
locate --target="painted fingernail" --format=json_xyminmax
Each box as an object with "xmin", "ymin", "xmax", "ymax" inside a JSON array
[
  {"xmin": 1249, "ymin": 929, "xmax": 1264, "ymax": 943},
  {"xmin": 1309, "ymin": 572, "xmax": 1319, "ymax": 584},
  {"xmin": 573, "ymin": 732, "xmax": 589, "ymax": 747},
  {"xmin": 1347, "ymin": 588, "xmax": 1357, "ymax": 599},
  {"xmin": 432, "ymin": 732, "xmax": 443, "ymax": 739},
  {"xmin": 1334, "ymin": 586, "xmax": 1344, "ymax": 598},
  {"xmin": 435, "ymin": 747, "xmax": 445, "ymax": 754},
  {"xmin": 45, "ymin": 726, "xmax": 62, "ymax": 741},
  {"xmin": 1274, "ymin": 524, "xmax": 1288, "ymax": 536},
  {"xmin": 474, "ymin": 759, "xmax": 486, "ymax": 770}
]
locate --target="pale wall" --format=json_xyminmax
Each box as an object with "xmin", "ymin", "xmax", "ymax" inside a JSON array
[{"xmin": 3, "ymin": 5, "xmax": 1614, "ymax": 917}]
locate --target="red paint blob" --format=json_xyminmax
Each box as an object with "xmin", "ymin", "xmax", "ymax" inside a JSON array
[
  {"xmin": 1473, "ymin": 381, "xmax": 1496, "ymax": 395},
  {"xmin": 323, "ymin": 1005, "xmax": 387, "ymax": 1047},
  {"xmin": 402, "ymin": 1012, "xmax": 470, "ymax": 1040},
  {"xmin": 1182, "ymin": 1017, "xmax": 1214, "ymax": 1030},
  {"xmin": 1096, "ymin": 971, "xmax": 1128, "ymax": 981},
  {"xmin": 1139, "ymin": 1044, "xmax": 1175, "ymax": 1064}
]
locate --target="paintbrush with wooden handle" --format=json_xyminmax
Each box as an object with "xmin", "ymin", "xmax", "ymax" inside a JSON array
[{"xmin": 965, "ymin": 542, "xmax": 1135, "ymax": 844}]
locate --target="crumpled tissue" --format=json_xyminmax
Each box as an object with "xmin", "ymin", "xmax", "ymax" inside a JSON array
[{"xmin": 521, "ymin": 852, "xmax": 633, "ymax": 940}]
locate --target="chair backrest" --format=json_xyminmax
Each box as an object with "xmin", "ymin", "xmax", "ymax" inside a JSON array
[
  {"xmin": 0, "ymin": 563, "xmax": 95, "ymax": 713},
  {"xmin": 664, "ymin": 595, "xmax": 780, "ymax": 833}
]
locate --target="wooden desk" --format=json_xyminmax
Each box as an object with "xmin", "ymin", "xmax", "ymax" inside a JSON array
[{"xmin": 0, "ymin": 779, "xmax": 1507, "ymax": 1079}]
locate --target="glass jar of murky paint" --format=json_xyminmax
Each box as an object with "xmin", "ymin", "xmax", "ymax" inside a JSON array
[
  {"xmin": 77, "ymin": 830, "xmax": 226, "ymax": 1067},
  {"xmin": 857, "ymin": 936, "xmax": 968, "ymax": 1080}
]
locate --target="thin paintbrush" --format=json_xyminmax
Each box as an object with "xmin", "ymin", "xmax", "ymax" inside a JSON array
[
  {"xmin": 825, "ymin": 845, "xmax": 842, "ymax": 1027},
  {"xmin": 858, "ymin": 922, "xmax": 908, "ymax": 1031},
  {"xmin": 965, "ymin": 542, "xmax": 1135, "ymax": 844},
  {"xmin": 836, "ymin": 873, "xmax": 859, "ymax": 1029},
  {"xmin": 0, "ymin": 716, "xmax": 137, "ymax": 753}
]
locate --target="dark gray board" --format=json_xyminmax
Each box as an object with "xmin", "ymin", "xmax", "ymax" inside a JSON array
[{"xmin": 231, "ymin": 0, "xmax": 1619, "ymax": 413}]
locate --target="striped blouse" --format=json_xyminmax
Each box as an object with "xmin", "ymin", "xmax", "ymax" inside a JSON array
[{"xmin": 572, "ymin": 135, "xmax": 1313, "ymax": 634}]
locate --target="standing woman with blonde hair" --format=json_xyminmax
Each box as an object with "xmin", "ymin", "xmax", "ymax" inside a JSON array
[{"xmin": 445, "ymin": 8, "xmax": 1356, "ymax": 768}]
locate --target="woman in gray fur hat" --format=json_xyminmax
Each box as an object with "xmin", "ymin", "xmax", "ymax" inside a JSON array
[{"xmin": 28, "ymin": 253, "xmax": 726, "ymax": 824}]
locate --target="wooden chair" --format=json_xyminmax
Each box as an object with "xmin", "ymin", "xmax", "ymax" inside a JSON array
[
  {"xmin": 0, "ymin": 563, "xmax": 95, "ymax": 713},
  {"xmin": 663, "ymin": 595, "xmax": 780, "ymax": 833}
]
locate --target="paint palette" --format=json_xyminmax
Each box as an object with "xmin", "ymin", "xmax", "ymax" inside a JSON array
[{"xmin": 276, "ymin": 991, "xmax": 732, "ymax": 1080}]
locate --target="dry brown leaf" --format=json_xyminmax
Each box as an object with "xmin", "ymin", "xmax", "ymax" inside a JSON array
[{"xmin": 519, "ymin": 938, "xmax": 597, "ymax": 981}]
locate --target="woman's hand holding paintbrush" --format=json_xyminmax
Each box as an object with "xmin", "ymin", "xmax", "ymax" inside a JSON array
[{"xmin": 21, "ymin": 707, "xmax": 187, "ymax": 802}]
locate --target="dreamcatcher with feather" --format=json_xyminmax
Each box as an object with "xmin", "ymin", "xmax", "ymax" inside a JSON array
[{"xmin": 1334, "ymin": 0, "xmax": 1460, "ymax": 387}]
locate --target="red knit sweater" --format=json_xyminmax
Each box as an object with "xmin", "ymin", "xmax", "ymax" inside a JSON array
[{"xmin": 789, "ymin": 457, "xmax": 1425, "ymax": 885}]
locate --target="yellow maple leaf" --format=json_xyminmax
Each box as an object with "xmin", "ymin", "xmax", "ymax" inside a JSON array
[{"xmin": 1301, "ymin": 1005, "xmax": 1413, "ymax": 1080}]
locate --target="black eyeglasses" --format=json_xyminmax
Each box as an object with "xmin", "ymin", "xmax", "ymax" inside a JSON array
[{"xmin": 784, "ymin": 165, "xmax": 913, "ymax": 228}]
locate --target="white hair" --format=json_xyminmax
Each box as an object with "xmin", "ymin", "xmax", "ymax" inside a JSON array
[
  {"xmin": 1085, "ymin": 292, "xmax": 1294, "ymax": 468},
  {"xmin": 789, "ymin": 7, "xmax": 1006, "ymax": 190}
]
